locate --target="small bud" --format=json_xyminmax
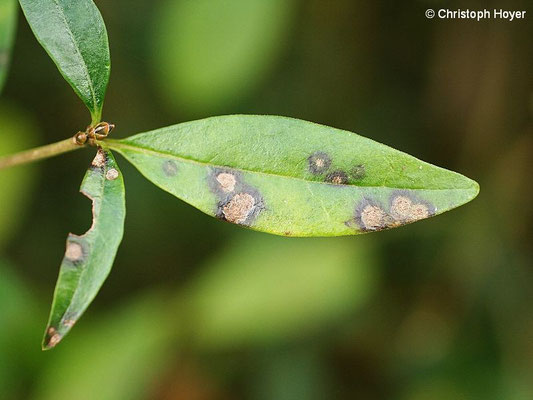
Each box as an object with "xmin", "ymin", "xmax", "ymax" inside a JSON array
[{"xmin": 73, "ymin": 131, "xmax": 87, "ymax": 145}]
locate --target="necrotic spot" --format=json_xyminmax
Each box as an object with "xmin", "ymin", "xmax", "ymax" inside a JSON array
[
  {"xmin": 45, "ymin": 327, "xmax": 61, "ymax": 347},
  {"xmin": 352, "ymin": 198, "xmax": 389, "ymax": 232},
  {"xmin": 162, "ymin": 160, "xmax": 178, "ymax": 177},
  {"xmin": 325, "ymin": 170, "xmax": 349, "ymax": 185},
  {"xmin": 106, "ymin": 168, "xmax": 119, "ymax": 181},
  {"xmin": 222, "ymin": 193, "xmax": 256, "ymax": 224},
  {"xmin": 65, "ymin": 242, "xmax": 83, "ymax": 261},
  {"xmin": 91, "ymin": 148, "xmax": 107, "ymax": 168},
  {"xmin": 308, "ymin": 151, "xmax": 332, "ymax": 175},
  {"xmin": 389, "ymin": 191, "xmax": 435, "ymax": 223},
  {"xmin": 218, "ymin": 188, "xmax": 264, "ymax": 226},
  {"xmin": 350, "ymin": 164, "xmax": 366, "ymax": 180},
  {"xmin": 216, "ymin": 172, "xmax": 236, "ymax": 193},
  {"xmin": 64, "ymin": 238, "xmax": 87, "ymax": 266}
]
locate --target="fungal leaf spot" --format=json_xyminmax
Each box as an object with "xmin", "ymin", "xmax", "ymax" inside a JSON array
[
  {"xmin": 106, "ymin": 168, "xmax": 119, "ymax": 181},
  {"xmin": 350, "ymin": 192, "xmax": 436, "ymax": 232},
  {"xmin": 162, "ymin": 160, "xmax": 178, "ymax": 177},
  {"xmin": 390, "ymin": 193, "xmax": 433, "ymax": 223},
  {"xmin": 350, "ymin": 164, "xmax": 366, "ymax": 180},
  {"xmin": 91, "ymin": 148, "xmax": 107, "ymax": 168},
  {"xmin": 45, "ymin": 327, "xmax": 62, "ymax": 348},
  {"xmin": 308, "ymin": 151, "xmax": 332, "ymax": 175},
  {"xmin": 360, "ymin": 204, "xmax": 387, "ymax": 231},
  {"xmin": 216, "ymin": 172, "xmax": 236, "ymax": 193},
  {"xmin": 64, "ymin": 239, "xmax": 85, "ymax": 264},
  {"xmin": 222, "ymin": 193, "xmax": 256, "ymax": 224},
  {"xmin": 325, "ymin": 170, "xmax": 349, "ymax": 185}
]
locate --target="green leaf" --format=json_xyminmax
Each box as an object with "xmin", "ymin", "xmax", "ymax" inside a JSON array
[
  {"xmin": 43, "ymin": 148, "xmax": 125, "ymax": 350},
  {"xmin": 152, "ymin": 0, "xmax": 296, "ymax": 113},
  {"xmin": 0, "ymin": 0, "xmax": 17, "ymax": 93},
  {"xmin": 109, "ymin": 115, "xmax": 479, "ymax": 237},
  {"xmin": 18, "ymin": 0, "xmax": 110, "ymax": 123}
]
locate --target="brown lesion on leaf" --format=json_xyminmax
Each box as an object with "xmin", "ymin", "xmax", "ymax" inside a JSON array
[
  {"xmin": 63, "ymin": 236, "xmax": 88, "ymax": 266},
  {"xmin": 216, "ymin": 172, "xmax": 237, "ymax": 193},
  {"xmin": 91, "ymin": 147, "xmax": 107, "ymax": 168},
  {"xmin": 347, "ymin": 192, "xmax": 435, "ymax": 232},
  {"xmin": 350, "ymin": 164, "xmax": 366, "ymax": 180},
  {"xmin": 106, "ymin": 168, "xmax": 119, "ymax": 181},
  {"xmin": 209, "ymin": 168, "xmax": 240, "ymax": 196},
  {"xmin": 217, "ymin": 188, "xmax": 264, "ymax": 226},
  {"xmin": 209, "ymin": 168, "xmax": 264, "ymax": 226},
  {"xmin": 62, "ymin": 319, "xmax": 76, "ymax": 328},
  {"xmin": 325, "ymin": 170, "xmax": 349, "ymax": 185},
  {"xmin": 221, "ymin": 193, "xmax": 256, "ymax": 224},
  {"xmin": 45, "ymin": 327, "xmax": 62, "ymax": 348},
  {"xmin": 308, "ymin": 151, "xmax": 332, "ymax": 175},
  {"xmin": 389, "ymin": 191, "xmax": 435, "ymax": 223},
  {"xmin": 360, "ymin": 204, "xmax": 388, "ymax": 230},
  {"xmin": 65, "ymin": 241, "xmax": 84, "ymax": 261},
  {"xmin": 162, "ymin": 160, "xmax": 178, "ymax": 177}
]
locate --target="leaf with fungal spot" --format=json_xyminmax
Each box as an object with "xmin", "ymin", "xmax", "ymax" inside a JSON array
[
  {"xmin": 108, "ymin": 115, "xmax": 479, "ymax": 237},
  {"xmin": 18, "ymin": 0, "xmax": 110, "ymax": 124},
  {"xmin": 43, "ymin": 148, "xmax": 125, "ymax": 350},
  {"xmin": 0, "ymin": 0, "xmax": 17, "ymax": 93}
]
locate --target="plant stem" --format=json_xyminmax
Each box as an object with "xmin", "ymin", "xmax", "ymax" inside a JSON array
[{"xmin": 0, "ymin": 138, "xmax": 82, "ymax": 170}]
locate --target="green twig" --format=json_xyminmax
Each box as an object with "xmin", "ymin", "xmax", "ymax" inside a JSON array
[{"xmin": 0, "ymin": 138, "xmax": 82, "ymax": 170}]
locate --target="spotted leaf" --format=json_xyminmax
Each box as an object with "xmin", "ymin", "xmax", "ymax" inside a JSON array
[
  {"xmin": 108, "ymin": 115, "xmax": 479, "ymax": 237},
  {"xmin": 18, "ymin": 0, "xmax": 110, "ymax": 124},
  {"xmin": 43, "ymin": 148, "xmax": 125, "ymax": 349}
]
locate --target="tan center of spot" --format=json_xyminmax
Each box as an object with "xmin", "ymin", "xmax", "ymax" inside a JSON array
[
  {"xmin": 216, "ymin": 173, "xmax": 236, "ymax": 192},
  {"xmin": 390, "ymin": 196, "xmax": 429, "ymax": 222},
  {"xmin": 223, "ymin": 193, "xmax": 255, "ymax": 224},
  {"xmin": 390, "ymin": 196, "xmax": 413, "ymax": 220},
  {"xmin": 106, "ymin": 168, "xmax": 119, "ymax": 180},
  {"xmin": 65, "ymin": 242, "xmax": 83, "ymax": 261},
  {"xmin": 91, "ymin": 150, "xmax": 106, "ymax": 167},
  {"xmin": 361, "ymin": 205, "xmax": 386, "ymax": 230}
]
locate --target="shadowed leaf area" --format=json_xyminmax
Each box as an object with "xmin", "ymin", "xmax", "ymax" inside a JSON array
[{"xmin": 109, "ymin": 115, "xmax": 479, "ymax": 237}]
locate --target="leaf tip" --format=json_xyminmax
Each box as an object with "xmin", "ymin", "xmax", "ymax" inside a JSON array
[
  {"xmin": 42, "ymin": 326, "xmax": 64, "ymax": 351},
  {"xmin": 462, "ymin": 176, "xmax": 481, "ymax": 205}
]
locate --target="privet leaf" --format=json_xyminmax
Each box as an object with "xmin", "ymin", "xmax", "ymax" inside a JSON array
[
  {"xmin": 18, "ymin": 0, "xmax": 110, "ymax": 123},
  {"xmin": 0, "ymin": 0, "xmax": 17, "ymax": 93},
  {"xmin": 109, "ymin": 115, "xmax": 479, "ymax": 237},
  {"xmin": 43, "ymin": 148, "xmax": 125, "ymax": 349}
]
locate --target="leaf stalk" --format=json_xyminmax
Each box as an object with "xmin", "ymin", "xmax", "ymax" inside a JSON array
[{"xmin": 0, "ymin": 138, "xmax": 82, "ymax": 170}]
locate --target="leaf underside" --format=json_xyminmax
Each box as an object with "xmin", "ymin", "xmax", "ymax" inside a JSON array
[
  {"xmin": 110, "ymin": 115, "xmax": 479, "ymax": 237},
  {"xmin": 18, "ymin": 0, "xmax": 110, "ymax": 123},
  {"xmin": 0, "ymin": 0, "xmax": 17, "ymax": 93},
  {"xmin": 43, "ymin": 148, "xmax": 125, "ymax": 350}
]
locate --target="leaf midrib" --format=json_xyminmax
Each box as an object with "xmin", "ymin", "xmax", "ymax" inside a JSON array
[{"xmin": 109, "ymin": 140, "xmax": 474, "ymax": 192}]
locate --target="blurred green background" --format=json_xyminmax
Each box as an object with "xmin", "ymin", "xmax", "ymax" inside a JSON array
[{"xmin": 1, "ymin": 0, "xmax": 532, "ymax": 399}]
